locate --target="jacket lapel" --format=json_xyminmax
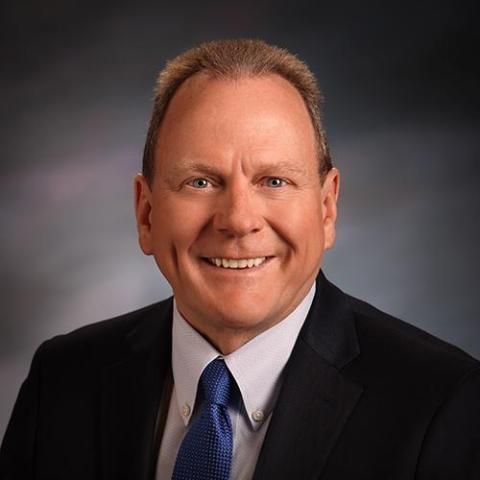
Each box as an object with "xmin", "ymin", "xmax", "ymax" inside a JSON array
[
  {"xmin": 253, "ymin": 272, "xmax": 364, "ymax": 480},
  {"xmin": 100, "ymin": 300, "xmax": 173, "ymax": 480}
]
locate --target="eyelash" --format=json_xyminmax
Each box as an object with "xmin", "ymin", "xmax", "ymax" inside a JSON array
[{"xmin": 186, "ymin": 177, "xmax": 288, "ymax": 189}]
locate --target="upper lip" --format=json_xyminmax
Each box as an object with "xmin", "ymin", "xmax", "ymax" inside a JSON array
[{"xmin": 201, "ymin": 255, "xmax": 272, "ymax": 259}]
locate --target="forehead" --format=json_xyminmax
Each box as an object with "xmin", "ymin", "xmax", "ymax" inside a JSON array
[
  {"xmin": 155, "ymin": 73, "xmax": 318, "ymax": 174},
  {"xmin": 164, "ymin": 72, "xmax": 312, "ymax": 128}
]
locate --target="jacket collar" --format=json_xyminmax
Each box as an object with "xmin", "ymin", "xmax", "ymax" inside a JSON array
[
  {"xmin": 252, "ymin": 271, "xmax": 363, "ymax": 480},
  {"xmin": 100, "ymin": 299, "xmax": 173, "ymax": 480}
]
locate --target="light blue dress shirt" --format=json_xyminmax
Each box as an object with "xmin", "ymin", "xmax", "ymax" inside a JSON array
[{"xmin": 156, "ymin": 282, "xmax": 316, "ymax": 480}]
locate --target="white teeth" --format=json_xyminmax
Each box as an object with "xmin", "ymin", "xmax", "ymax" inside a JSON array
[{"xmin": 208, "ymin": 257, "xmax": 267, "ymax": 269}]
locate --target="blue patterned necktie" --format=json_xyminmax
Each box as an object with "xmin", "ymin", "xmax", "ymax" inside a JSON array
[{"xmin": 172, "ymin": 358, "xmax": 233, "ymax": 480}]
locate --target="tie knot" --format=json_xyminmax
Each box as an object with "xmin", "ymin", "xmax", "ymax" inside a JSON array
[{"xmin": 200, "ymin": 359, "xmax": 232, "ymax": 407}]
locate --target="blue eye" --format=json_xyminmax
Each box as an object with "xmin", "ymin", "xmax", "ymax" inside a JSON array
[
  {"xmin": 265, "ymin": 177, "xmax": 286, "ymax": 188},
  {"xmin": 189, "ymin": 178, "xmax": 210, "ymax": 188}
]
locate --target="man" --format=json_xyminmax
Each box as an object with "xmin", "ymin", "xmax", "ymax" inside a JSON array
[{"xmin": 1, "ymin": 39, "xmax": 479, "ymax": 480}]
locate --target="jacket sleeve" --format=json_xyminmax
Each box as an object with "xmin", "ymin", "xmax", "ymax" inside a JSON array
[
  {"xmin": 0, "ymin": 342, "xmax": 47, "ymax": 480},
  {"xmin": 416, "ymin": 366, "xmax": 480, "ymax": 480}
]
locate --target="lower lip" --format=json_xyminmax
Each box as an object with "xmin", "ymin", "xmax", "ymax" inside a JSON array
[{"xmin": 200, "ymin": 257, "xmax": 274, "ymax": 274}]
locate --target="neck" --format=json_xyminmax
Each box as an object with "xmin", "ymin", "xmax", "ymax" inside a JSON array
[{"xmin": 199, "ymin": 329, "xmax": 260, "ymax": 355}]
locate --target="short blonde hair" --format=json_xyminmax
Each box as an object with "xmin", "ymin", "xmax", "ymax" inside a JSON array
[{"xmin": 142, "ymin": 39, "xmax": 332, "ymax": 183}]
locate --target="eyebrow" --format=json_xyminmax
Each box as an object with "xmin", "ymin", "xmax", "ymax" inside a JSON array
[{"xmin": 168, "ymin": 159, "xmax": 309, "ymax": 178}]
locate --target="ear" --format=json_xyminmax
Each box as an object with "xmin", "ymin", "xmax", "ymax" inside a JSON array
[
  {"xmin": 321, "ymin": 167, "xmax": 340, "ymax": 250},
  {"xmin": 134, "ymin": 174, "xmax": 154, "ymax": 255}
]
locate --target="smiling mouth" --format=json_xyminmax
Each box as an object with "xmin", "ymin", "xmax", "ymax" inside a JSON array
[{"xmin": 202, "ymin": 256, "xmax": 270, "ymax": 269}]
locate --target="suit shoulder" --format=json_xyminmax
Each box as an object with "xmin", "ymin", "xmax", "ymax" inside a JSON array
[
  {"xmin": 35, "ymin": 298, "xmax": 172, "ymax": 366},
  {"xmin": 343, "ymin": 292, "xmax": 479, "ymax": 385}
]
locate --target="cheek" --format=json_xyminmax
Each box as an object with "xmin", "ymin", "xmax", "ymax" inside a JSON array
[
  {"xmin": 270, "ymin": 199, "xmax": 324, "ymax": 252},
  {"xmin": 150, "ymin": 197, "xmax": 211, "ymax": 250}
]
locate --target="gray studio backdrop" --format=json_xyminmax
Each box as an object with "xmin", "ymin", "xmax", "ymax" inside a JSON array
[{"xmin": 1, "ymin": 0, "xmax": 479, "ymax": 439}]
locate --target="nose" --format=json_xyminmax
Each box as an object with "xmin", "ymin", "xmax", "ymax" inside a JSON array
[{"xmin": 212, "ymin": 181, "xmax": 264, "ymax": 238}]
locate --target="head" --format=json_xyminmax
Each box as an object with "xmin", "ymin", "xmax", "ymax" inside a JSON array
[
  {"xmin": 142, "ymin": 39, "xmax": 332, "ymax": 184},
  {"xmin": 135, "ymin": 39, "xmax": 340, "ymax": 354}
]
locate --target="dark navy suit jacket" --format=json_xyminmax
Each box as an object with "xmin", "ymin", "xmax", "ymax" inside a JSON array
[{"xmin": 1, "ymin": 271, "xmax": 480, "ymax": 479}]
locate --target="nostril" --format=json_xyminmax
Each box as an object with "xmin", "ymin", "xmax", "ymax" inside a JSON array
[{"xmin": 213, "ymin": 211, "xmax": 264, "ymax": 237}]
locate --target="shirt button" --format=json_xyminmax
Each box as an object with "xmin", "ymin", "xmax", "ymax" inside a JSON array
[
  {"xmin": 181, "ymin": 404, "xmax": 191, "ymax": 418},
  {"xmin": 251, "ymin": 409, "xmax": 264, "ymax": 423}
]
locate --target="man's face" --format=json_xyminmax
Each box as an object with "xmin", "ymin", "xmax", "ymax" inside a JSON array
[{"xmin": 135, "ymin": 73, "xmax": 339, "ymax": 352}]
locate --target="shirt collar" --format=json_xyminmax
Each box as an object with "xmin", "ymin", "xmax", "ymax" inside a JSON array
[{"xmin": 172, "ymin": 282, "xmax": 316, "ymax": 430}]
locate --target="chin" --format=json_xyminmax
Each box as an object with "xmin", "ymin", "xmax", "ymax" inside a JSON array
[{"xmin": 208, "ymin": 302, "xmax": 277, "ymax": 333}]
